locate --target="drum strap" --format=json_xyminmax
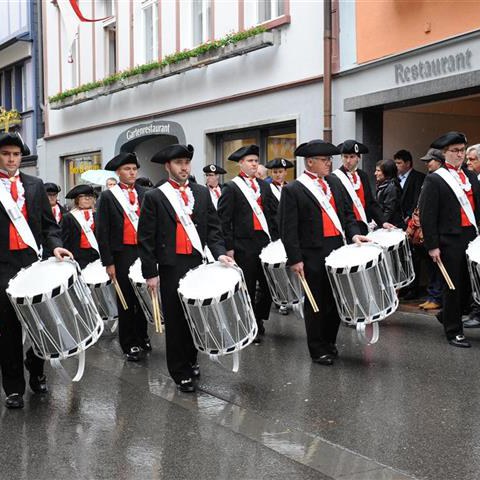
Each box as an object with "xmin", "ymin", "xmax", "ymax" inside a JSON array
[
  {"xmin": 110, "ymin": 184, "xmax": 139, "ymax": 231},
  {"xmin": 159, "ymin": 182, "xmax": 214, "ymax": 262},
  {"xmin": 50, "ymin": 350, "xmax": 86, "ymax": 382},
  {"xmin": 297, "ymin": 174, "xmax": 346, "ymax": 244},
  {"xmin": 356, "ymin": 322, "xmax": 380, "ymax": 345},
  {"xmin": 332, "ymin": 169, "xmax": 368, "ymax": 225},
  {"xmin": 434, "ymin": 168, "xmax": 479, "ymax": 235},
  {"xmin": 270, "ymin": 183, "xmax": 281, "ymax": 202},
  {"xmin": 71, "ymin": 209, "xmax": 99, "ymax": 253},
  {"xmin": 0, "ymin": 181, "xmax": 41, "ymax": 258},
  {"xmin": 232, "ymin": 177, "xmax": 271, "ymax": 240}
]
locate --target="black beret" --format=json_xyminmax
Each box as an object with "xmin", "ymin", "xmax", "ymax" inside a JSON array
[
  {"xmin": 44, "ymin": 182, "xmax": 61, "ymax": 194},
  {"xmin": 203, "ymin": 164, "xmax": 226, "ymax": 174},
  {"xmin": 294, "ymin": 139, "xmax": 340, "ymax": 157},
  {"xmin": 337, "ymin": 139, "xmax": 369, "ymax": 155},
  {"xmin": 228, "ymin": 144, "xmax": 259, "ymax": 162},
  {"xmin": 151, "ymin": 144, "xmax": 194, "ymax": 164},
  {"xmin": 105, "ymin": 152, "xmax": 140, "ymax": 171},
  {"xmin": 0, "ymin": 132, "xmax": 30, "ymax": 156},
  {"xmin": 65, "ymin": 184, "xmax": 96, "ymax": 199},
  {"xmin": 430, "ymin": 131, "xmax": 467, "ymax": 149},
  {"xmin": 265, "ymin": 158, "xmax": 294, "ymax": 169},
  {"xmin": 420, "ymin": 148, "xmax": 445, "ymax": 163}
]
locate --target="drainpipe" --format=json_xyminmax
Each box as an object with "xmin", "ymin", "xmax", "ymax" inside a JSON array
[{"xmin": 323, "ymin": 0, "xmax": 332, "ymax": 143}]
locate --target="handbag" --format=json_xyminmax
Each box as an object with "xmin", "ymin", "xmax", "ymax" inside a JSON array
[{"xmin": 406, "ymin": 207, "xmax": 423, "ymax": 246}]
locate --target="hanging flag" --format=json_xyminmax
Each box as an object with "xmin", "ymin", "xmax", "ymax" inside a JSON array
[{"xmin": 68, "ymin": 0, "xmax": 111, "ymax": 22}]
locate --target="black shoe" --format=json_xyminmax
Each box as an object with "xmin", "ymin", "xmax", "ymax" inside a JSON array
[
  {"xmin": 142, "ymin": 338, "xmax": 152, "ymax": 351},
  {"xmin": 312, "ymin": 354, "xmax": 334, "ymax": 366},
  {"xmin": 253, "ymin": 335, "xmax": 262, "ymax": 344},
  {"xmin": 191, "ymin": 364, "xmax": 200, "ymax": 378},
  {"xmin": 464, "ymin": 318, "xmax": 480, "ymax": 328},
  {"xmin": 177, "ymin": 379, "xmax": 196, "ymax": 393},
  {"xmin": 448, "ymin": 335, "xmax": 471, "ymax": 348},
  {"xmin": 5, "ymin": 393, "xmax": 24, "ymax": 409},
  {"xmin": 25, "ymin": 359, "xmax": 48, "ymax": 394},
  {"xmin": 125, "ymin": 346, "xmax": 142, "ymax": 362}
]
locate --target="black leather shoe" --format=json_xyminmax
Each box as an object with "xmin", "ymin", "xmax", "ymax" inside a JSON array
[
  {"xmin": 29, "ymin": 375, "xmax": 48, "ymax": 394},
  {"xmin": 177, "ymin": 379, "xmax": 196, "ymax": 393},
  {"xmin": 312, "ymin": 354, "xmax": 334, "ymax": 366},
  {"xmin": 143, "ymin": 338, "xmax": 152, "ymax": 351},
  {"xmin": 448, "ymin": 335, "xmax": 471, "ymax": 348},
  {"xmin": 125, "ymin": 346, "xmax": 142, "ymax": 361},
  {"xmin": 253, "ymin": 335, "xmax": 262, "ymax": 344},
  {"xmin": 5, "ymin": 393, "xmax": 24, "ymax": 409},
  {"xmin": 191, "ymin": 364, "xmax": 200, "ymax": 377}
]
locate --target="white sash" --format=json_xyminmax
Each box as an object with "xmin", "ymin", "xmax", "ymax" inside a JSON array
[
  {"xmin": 159, "ymin": 182, "xmax": 214, "ymax": 262},
  {"xmin": 270, "ymin": 183, "xmax": 281, "ymax": 202},
  {"xmin": 232, "ymin": 176, "xmax": 271, "ymax": 240},
  {"xmin": 71, "ymin": 209, "xmax": 99, "ymax": 253},
  {"xmin": 434, "ymin": 168, "xmax": 479, "ymax": 235},
  {"xmin": 332, "ymin": 169, "xmax": 368, "ymax": 225},
  {"xmin": 110, "ymin": 184, "xmax": 139, "ymax": 231},
  {"xmin": 296, "ymin": 173, "xmax": 346, "ymax": 243},
  {"xmin": 0, "ymin": 181, "xmax": 40, "ymax": 257}
]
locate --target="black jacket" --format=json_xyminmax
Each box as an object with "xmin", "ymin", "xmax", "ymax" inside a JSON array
[
  {"xmin": 419, "ymin": 167, "xmax": 480, "ymax": 251},
  {"xmin": 376, "ymin": 179, "xmax": 404, "ymax": 228},
  {"xmin": 138, "ymin": 183, "xmax": 226, "ymax": 279},
  {"xmin": 96, "ymin": 185, "xmax": 146, "ymax": 266},
  {"xmin": 0, "ymin": 173, "xmax": 62, "ymax": 263},
  {"xmin": 217, "ymin": 177, "xmax": 279, "ymax": 252},
  {"xmin": 400, "ymin": 168, "xmax": 425, "ymax": 220},
  {"xmin": 279, "ymin": 175, "xmax": 360, "ymax": 265}
]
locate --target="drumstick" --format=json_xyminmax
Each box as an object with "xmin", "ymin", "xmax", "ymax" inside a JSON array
[
  {"xmin": 298, "ymin": 273, "xmax": 319, "ymax": 313},
  {"xmin": 150, "ymin": 289, "xmax": 163, "ymax": 334},
  {"xmin": 113, "ymin": 279, "xmax": 129, "ymax": 310},
  {"xmin": 437, "ymin": 259, "xmax": 455, "ymax": 290}
]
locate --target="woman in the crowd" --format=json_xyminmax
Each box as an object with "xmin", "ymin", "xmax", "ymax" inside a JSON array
[{"xmin": 374, "ymin": 159, "xmax": 404, "ymax": 228}]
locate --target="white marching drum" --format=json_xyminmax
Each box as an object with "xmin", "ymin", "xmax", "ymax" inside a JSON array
[
  {"xmin": 367, "ymin": 228, "xmax": 415, "ymax": 288},
  {"xmin": 82, "ymin": 260, "xmax": 118, "ymax": 332},
  {"xmin": 6, "ymin": 258, "xmax": 104, "ymax": 381},
  {"xmin": 325, "ymin": 244, "xmax": 398, "ymax": 344},
  {"xmin": 178, "ymin": 262, "xmax": 257, "ymax": 365},
  {"xmin": 466, "ymin": 236, "xmax": 480, "ymax": 304},
  {"xmin": 128, "ymin": 258, "xmax": 160, "ymax": 324},
  {"xmin": 260, "ymin": 240, "xmax": 303, "ymax": 307}
]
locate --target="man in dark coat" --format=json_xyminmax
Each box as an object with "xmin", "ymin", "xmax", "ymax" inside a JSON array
[
  {"xmin": 279, "ymin": 139, "xmax": 368, "ymax": 365},
  {"xmin": 0, "ymin": 133, "xmax": 71, "ymax": 409},
  {"xmin": 44, "ymin": 182, "xmax": 67, "ymax": 224},
  {"xmin": 203, "ymin": 163, "xmax": 226, "ymax": 209},
  {"xmin": 96, "ymin": 152, "xmax": 149, "ymax": 361},
  {"xmin": 138, "ymin": 144, "xmax": 234, "ymax": 392},
  {"xmin": 419, "ymin": 132, "xmax": 480, "ymax": 348}
]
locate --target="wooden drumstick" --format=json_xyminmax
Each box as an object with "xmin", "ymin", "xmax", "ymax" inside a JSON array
[
  {"xmin": 437, "ymin": 259, "xmax": 455, "ymax": 290},
  {"xmin": 113, "ymin": 279, "xmax": 129, "ymax": 310},
  {"xmin": 150, "ymin": 289, "xmax": 163, "ymax": 334},
  {"xmin": 298, "ymin": 273, "xmax": 319, "ymax": 313}
]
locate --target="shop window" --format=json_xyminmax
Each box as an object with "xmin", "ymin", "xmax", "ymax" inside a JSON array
[
  {"xmin": 143, "ymin": 0, "xmax": 158, "ymax": 62},
  {"xmin": 64, "ymin": 152, "xmax": 102, "ymax": 192}
]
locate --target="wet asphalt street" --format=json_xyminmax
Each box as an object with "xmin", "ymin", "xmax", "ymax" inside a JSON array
[{"xmin": 1, "ymin": 306, "xmax": 478, "ymax": 480}]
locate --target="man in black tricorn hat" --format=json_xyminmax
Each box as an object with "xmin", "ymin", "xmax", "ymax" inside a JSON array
[
  {"xmin": 96, "ymin": 152, "xmax": 149, "ymax": 361},
  {"xmin": 279, "ymin": 139, "xmax": 369, "ymax": 366},
  {"xmin": 265, "ymin": 157, "xmax": 294, "ymax": 211},
  {"xmin": 419, "ymin": 131, "xmax": 480, "ymax": 348},
  {"xmin": 203, "ymin": 163, "xmax": 226, "ymax": 209},
  {"xmin": 333, "ymin": 139, "xmax": 392, "ymax": 235},
  {"xmin": 138, "ymin": 144, "xmax": 233, "ymax": 392},
  {"xmin": 44, "ymin": 182, "xmax": 66, "ymax": 224},
  {"xmin": 217, "ymin": 144, "xmax": 279, "ymax": 343}
]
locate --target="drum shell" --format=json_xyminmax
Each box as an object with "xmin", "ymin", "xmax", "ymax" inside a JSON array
[
  {"xmin": 378, "ymin": 237, "xmax": 414, "ymax": 289},
  {"xmin": 129, "ymin": 280, "xmax": 158, "ymax": 325},
  {"xmin": 85, "ymin": 278, "xmax": 118, "ymax": 322},
  {"xmin": 467, "ymin": 255, "xmax": 480, "ymax": 305},
  {"xmin": 261, "ymin": 260, "xmax": 303, "ymax": 306}
]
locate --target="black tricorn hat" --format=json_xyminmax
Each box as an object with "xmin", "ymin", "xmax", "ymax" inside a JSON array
[
  {"xmin": 203, "ymin": 164, "xmax": 227, "ymax": 174},
  {"xmin": 337, "ymin": 139, "xmax": 369, "ymax": 155},
  {"xmin": 44, "ymin": 182, "xmax": 61, "ymax": 194},
  {"xmin": 151, "ymin": 144, "xmax": 194, "ymax": 164},
  {"xmin": 104, "ymin": 152, "xmax": 140, "ymax": 171},
  {"xmin": 0, "ymin": 132, "xmax": 30, "ymax": 156},
  {"xmin": 228, "ymin": 144, "xmax": 259, "ymax": 162},
  {"xmin": 294, "ymin": 139, "xmax": 340, "ymax": 157},
  {"xmin": 430, "ymin": 131, "xmax": 468, "ymax": 149},
  {"xmin": 265, "ymin": 158, "xmax": 294, "ymax": 169},
  {"xmin": 65, "ymin": 184, "xmax": 96, "ymax": 199}
]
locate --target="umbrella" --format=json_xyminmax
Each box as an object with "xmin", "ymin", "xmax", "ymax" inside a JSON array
[{"xmin": 81, "ymin": 169, "xmax": 118, "ymax": 186}]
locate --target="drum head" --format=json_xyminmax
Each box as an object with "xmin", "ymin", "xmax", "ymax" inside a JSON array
[
  {"xmin": 128, "ymin": 258, "xmax": 145, "ymax": 284},
  {"xmin": 259, "ymin": 240, "xmax": 287, "ymax": 264},
  {"xmin": 367, "ymin": 228, "xmax": 405, "ymax": 249},
  {"xmin": 82, "ymin": 259, "xmax": 109, "ymax": 285},
  {"xmin": 325, "ymin": 244, "xmax": 381, "ymax": 269},
  {"xmin": 467, "ymin": 236, "xmax": 480, "ymax": 262},
  {"xmin": 178, "ymin": 262, "xmax": 241, "ymax": 300},
  {"xmin": 7, "ymin": 258, "xmax": 77, "ymax": 299}
]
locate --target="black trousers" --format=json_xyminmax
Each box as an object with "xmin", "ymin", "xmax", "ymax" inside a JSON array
[
  {"xmin": 235, "ymin": 232, "xmax": 272, "ymax": 330},
  {"xmin": 159, "ymin": 255, "xmax": 201, "ymax": 384},
  {"xmin": 437, "ymin": 227, "xmax": 476, "ymax": 339},
  {"xmin": 302, "ymin": 237, "xmax": 344, "ymax": 358},
  {"xmin": 113, "ymin": 246, "xmax": 148, "ymax": 353},
  {"xmin": 0, "ymin": 250, "xmax": 44, "ymax": 396}
]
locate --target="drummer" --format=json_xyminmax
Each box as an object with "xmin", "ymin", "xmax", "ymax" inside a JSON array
[
  {"xmin": 61, "ymin": 185, "xmax": 99, "ymax": 269},
  {"xmin": 266, "ymin": 157, "xmax": 294, "ymax": 210},
  {"xmin": 0, "ymin": 132, "xmax": 72, "ymax": 409},
  {"xmin": 217, "ymin": 145, "xmax": 279, "ymax": 343},
  {"xmin": 137, "ymin": 144, "xmax": 234, "ymax": 393},
  {"xmin": 333, "ymin": 140, "xmax": 393, "ymax": 235},
  {"xmin": 203, "ymin": 163, "xmax": 226, "ymax": 209},
  {"xmin": 279, "ymin": 139, "xmax": 369, "ymax": 366},
  {"xmin": 44, "ymin": 182, "xmax": 66, "ymax": 224},
  {"xmin": 96, "ymin": 152, "xmax": 150, "ymax": 362}
]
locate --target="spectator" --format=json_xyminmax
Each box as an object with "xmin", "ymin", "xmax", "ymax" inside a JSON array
[
  {"xmin": 466, "ymin": 144, "xmax": 480, "ymax": 179},
  {"xmin": 374, "ymin": 159, "xmax": 403, "ymax": 228},
  {"xmin": 106, "ymin": 177, "xmax": 117, "ymax": 189}
]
